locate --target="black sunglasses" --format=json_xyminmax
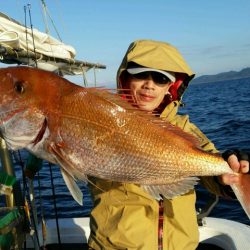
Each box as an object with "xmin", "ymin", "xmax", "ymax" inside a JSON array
[{"xmin": 127, "ymin": 71, "xmax": 171, "ymax": 85}]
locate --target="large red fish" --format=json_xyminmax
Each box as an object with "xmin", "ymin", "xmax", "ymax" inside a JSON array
[{"xmin": 0, "ymin": 66, "xmax": 249, "ymax": 218}]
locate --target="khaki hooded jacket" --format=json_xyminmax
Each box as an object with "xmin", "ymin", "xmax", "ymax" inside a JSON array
[{"xmin": 88, "ymin": 40, "xmax": 229, "ymax": 250}]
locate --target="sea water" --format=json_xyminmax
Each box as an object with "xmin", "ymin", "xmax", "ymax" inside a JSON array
[
  {"xmin": 181, "ymin": 77, "xmax": 250, "ymax": 225},
  {"xmin": 1, "ymin": 77, "xmax": 250, "ymax": 225}
]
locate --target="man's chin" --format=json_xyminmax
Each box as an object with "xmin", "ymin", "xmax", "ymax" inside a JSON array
[{"xmin": 137, "ymin": 103, "xmax": 156, "ymax": 112}]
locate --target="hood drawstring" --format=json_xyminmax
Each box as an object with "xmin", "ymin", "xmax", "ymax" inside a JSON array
[{"xmin": 158, "ymin": 199, "xmax": 164, "ymax": 250}]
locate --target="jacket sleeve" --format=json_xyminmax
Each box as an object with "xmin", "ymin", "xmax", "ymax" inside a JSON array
[{"xmin": 169, "ymin": 113, "xmax": 234, "ymax": 198}]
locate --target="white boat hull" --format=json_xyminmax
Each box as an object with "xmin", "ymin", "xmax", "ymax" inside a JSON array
[{"xmin": 25, "ymin": 217, "xmax": 250, "ymax": 250}]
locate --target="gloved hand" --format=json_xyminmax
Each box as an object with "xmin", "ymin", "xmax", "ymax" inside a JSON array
[
  {"xmin": 219, "ymin": 149, "xmax": 249, "ymax": 185},
  {"xmin": 222, "ymin": 149, "xmax": 249, "ymax": 162}
]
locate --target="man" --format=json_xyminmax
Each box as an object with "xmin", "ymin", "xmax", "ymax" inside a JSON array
[{"xmin": 88, "ymin": 39, "xmax": 249, "ymax": 250}]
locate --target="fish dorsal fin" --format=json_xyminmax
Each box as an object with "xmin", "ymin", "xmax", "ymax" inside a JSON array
[
  {"xmin": 141, "ymin": 177, "xmax": 199, "ymax": 200},
  {"xmin": 156, "ymin": 121, "xmax": 202, "ymax": 147},
  {"xmin": 87, "ymin": 88, "xmax": 140, "ymax": 112},
  {"xmin": 86, "ymin": 88, "xmax": 201, "ymax": 147}
]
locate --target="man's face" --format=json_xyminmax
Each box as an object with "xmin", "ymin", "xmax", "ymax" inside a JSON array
[{"xmin": 127, "ymin": 72, "xmax": 172, "ymax": 112}]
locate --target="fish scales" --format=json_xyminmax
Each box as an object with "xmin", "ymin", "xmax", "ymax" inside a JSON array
[{"xmin": 56, "ymin": 85, "xmax": 230, "ymax": 185}]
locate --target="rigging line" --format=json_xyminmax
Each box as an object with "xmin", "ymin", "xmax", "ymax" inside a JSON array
[
  {"xmin": 23, "ymin": 6, "xmax": 30, "ymax": 66},
  {"xmin": 39, "ymin": 0, "xmax": 57, "ymax": 64},
  {"xmin": 28, "ymin": 178, "xmax": 40, "ymax": 250},
  {"xmin": 81, "ymin": 67, "xmax": 88, "ymax": 87},
  {"xmin": 16, "ymin": 150, "xmax": 41, "ymax": 250},
  {"xmin": 49, "ymin": 162, "xmax": 62, "ymax": 247},
  {"xmin": 27, "ymin": 4, "xmax": 38, "ymax": 68},
  {"xmin": 16, "ymin": 151, "xmax": 30, "ymax": 250},
  {"xmin": 37, "ymin": 171, "xmax": 47, "ymax": 249},
  {"xmin": 40, "ymin": 0, "xmax": 62, "ymax": 42},
  {"xmin": 40, "ymin": 0, "xmax": 49, "ymax": 35},
  {"xmin": 93, "ymin": 66, "xmax": 97, "ymax": 87}
]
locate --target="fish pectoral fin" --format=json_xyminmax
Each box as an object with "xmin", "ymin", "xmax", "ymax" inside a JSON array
[
  {"xmin": 61, "ymin": 168, "xmax": 83, "ymax": 206},
  {"xmin": 50, "ymin": 141, "xmax": 88, "ymax": 181},
  {"xmin": 141, "ymin": 177, "xmax": 199, "ymax": 200},
  {"xmin": 49, "ymin": 142, "xmax": 75, "ymax": 177},
  {"xmin": 49, "ymin": 142, "xmax": 84, "ymax": 206}
]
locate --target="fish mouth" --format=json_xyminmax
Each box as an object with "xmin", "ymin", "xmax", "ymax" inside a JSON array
[
  {"xmin": 32, "ymin": 118, "xmax": 48, "ymax": 145},
  {"xmin": 0, "ymin": 107, "xmax": 26, "ymax": 126}
]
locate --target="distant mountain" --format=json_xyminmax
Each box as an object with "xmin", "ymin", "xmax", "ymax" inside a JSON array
[{"xmin": 191, "ymin": 67, "xmax": 250, "ymax": 84}]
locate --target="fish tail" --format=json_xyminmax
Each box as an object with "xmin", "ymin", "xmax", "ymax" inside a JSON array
[{"xmin": 231, "ymin": 174, "xmax": 250, "ymax": 219}]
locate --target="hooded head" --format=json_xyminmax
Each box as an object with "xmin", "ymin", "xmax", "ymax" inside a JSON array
[{"xmin": 117, "ymin": 40, "xmax": 195, "ymax": 109}]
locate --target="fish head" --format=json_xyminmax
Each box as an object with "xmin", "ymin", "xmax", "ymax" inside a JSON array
[{"xmin": 0, "ymin": 66, "xmax": 61, "ymax": 150}]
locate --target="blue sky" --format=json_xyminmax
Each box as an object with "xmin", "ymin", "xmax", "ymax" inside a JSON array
[{"xmin": 1, "ymin": 0, "xmax": 250, "ymax": 86}]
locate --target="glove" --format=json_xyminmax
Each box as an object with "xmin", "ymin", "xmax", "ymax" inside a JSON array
[
  {"xmin": 222, "ymin": 149, "xmax": 249, "ymax": 174},
  {"xmin": 222, "ymin": 149, "xmax": 249, "ymax": 162}
]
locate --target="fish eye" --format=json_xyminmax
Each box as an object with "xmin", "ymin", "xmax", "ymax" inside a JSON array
[{"xmin": 14, "ymin": 81, "xmax": 25, "ymax": 94}]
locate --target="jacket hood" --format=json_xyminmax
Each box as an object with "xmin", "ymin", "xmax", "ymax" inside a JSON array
[{"xmin": 117, "ymin": 40, "xmax": 195, "ymax": 102}]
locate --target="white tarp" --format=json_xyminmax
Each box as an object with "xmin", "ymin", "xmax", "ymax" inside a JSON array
[{"xmin": 0, "ymin": 12, "xmax": 76, "ymax": 60}]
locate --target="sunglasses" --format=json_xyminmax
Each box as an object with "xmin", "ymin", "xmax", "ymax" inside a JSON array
[{"xmin": 128, "ymin": 71, "xmax": 171, "ymax": 85}]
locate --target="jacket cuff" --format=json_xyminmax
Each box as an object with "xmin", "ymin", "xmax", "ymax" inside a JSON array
[{"xmin": 213, "ymin": 176, "xmax": 236, "ymax": 199}]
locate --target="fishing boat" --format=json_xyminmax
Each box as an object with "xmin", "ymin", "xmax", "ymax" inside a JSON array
[{"xmin": 0, "ymin": 3, "xmax": 250, "ymax": 250}]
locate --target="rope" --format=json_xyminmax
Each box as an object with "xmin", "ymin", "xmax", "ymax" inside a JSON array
[
  {"xmin": 39, "ymin": 0, "xmax": 63, "ymax": 66},
  {"xmin": 82, "ymin": 66, "xmax": 88, "ymax": 86},
  {"xmin": 40, "ymin": 0, "xmax": 62, "ymax": 41},
  {"xmin": 93, "ymin": 67, "xmax": 97, "ymax": 86}
]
